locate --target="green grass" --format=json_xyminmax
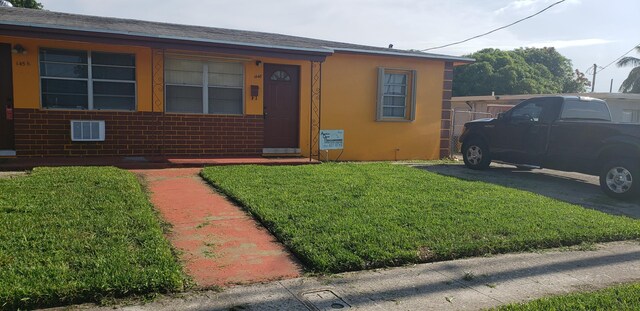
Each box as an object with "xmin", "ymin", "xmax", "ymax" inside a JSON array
[
  {"xmin": 493, "ymin": 283, "xmax": 640, "ymax": 310},
  {"xmin": 0, "ymin": 167, "xmax": 186, "ymax": 310},
  {"xmin": 201, "ymin": 163, "xmax": 640, "ymax": 273}
]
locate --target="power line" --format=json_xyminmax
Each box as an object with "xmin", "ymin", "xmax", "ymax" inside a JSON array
[
  {"xmin": 596, "ymin": 42, "xmax": 640, "ymax": 74},
  {"xmin": 421, "ymin": 0, "xmax": 566, "ymax": 52},
  {"xmin": 585, "ymin": 65, "xmax": 602, "ymax": 75},
  {"xmin": 584, "ymin": 43, "xmax": 638, "ymax": 92}
]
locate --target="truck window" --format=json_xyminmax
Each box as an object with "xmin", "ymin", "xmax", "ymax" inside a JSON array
[
  {"xmin": 509, "ymin": 97, "xmax": 561, "ymax": 124},
  {"xmin": 510, "ymin": 101, "xmax": 544, "ymax": 122},
  {"xmin": 538, "ymin": 97, "xmax": 563, "ymax": 123},
  {"xmin": 560, "ymin": 99, "xmax": 611, "ymax": 121}
]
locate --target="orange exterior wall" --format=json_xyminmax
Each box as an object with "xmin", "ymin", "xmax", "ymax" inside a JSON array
[
  {"xmin": 245, "ymin": 57, "xmax": 313, "ymax": 159},
  {"xmin": 149, "ymin": 52, "xmax": 313, "ymax": 152},
  {"xmin": 242, "ymin": 56, "xmax": 310, "ymax": 117},
  {"xmin": 245, "ymin": 53, "xmax": 447, "ymax": 161},
  {"xmin": 0, "ymin": 35, "xmax": 305, "ymax": 118},
  {"xmin": 152, "ymin": 52, "xmax": 314, "ymax": 156},
  {"xmin": 2, "ymin": 34, "xmax": 447, "ymax": 161},
  {"xmin": 318, "ymin": 53, "xmax": 445, "ymax": 160},
  {"xmin": 0, "ymin": 35, "xmax": 153, "ymax": 111}
]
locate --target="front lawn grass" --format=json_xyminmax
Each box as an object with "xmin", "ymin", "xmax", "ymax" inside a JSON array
[
  {"xmin": 201, "ymin": 163, "xmax": 640, "ymax": 273},
  {"xmin": 0, "ymin": 167, "xmax": 186, "ymax": 310},
  {"xmin": 493, "ymin": 283, "xmax": 640, "ymax": 310}
]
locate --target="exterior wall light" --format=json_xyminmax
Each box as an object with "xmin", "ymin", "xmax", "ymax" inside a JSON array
[{"xmin": 11, "ymin": 44, "xmax": 26, "ymax": 54}]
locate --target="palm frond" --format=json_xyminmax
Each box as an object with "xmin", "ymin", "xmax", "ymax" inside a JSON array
[
  {"xmin": 619, "ymin": 66, "xmax": 640, "ymax": 93},
  {"xmin": 617, "ymin": 56, "xmax": 640, "ymax": 67}
]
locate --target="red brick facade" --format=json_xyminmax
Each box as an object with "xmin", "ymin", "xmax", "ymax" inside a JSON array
[
  {"xmin": 14, "ymin": 109, "xmax": 264, "ymax": 157},
  {"xmin": 439, "ymin": 61, "xmax": 454, "ymax": 159}
]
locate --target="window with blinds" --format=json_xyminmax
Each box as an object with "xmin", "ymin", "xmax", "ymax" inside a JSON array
[
  {"xmin": 165, "ymin": 58, "xmax": 243, "ymax": 115},
  {"xmin": 376, "ymin": 68, "xmax": 417, "ymax": 121}
]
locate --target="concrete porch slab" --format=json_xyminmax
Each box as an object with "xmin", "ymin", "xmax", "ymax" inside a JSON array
[{"xmin": 0, "ymin": 156, "xmax": 319, "ymax": 171}]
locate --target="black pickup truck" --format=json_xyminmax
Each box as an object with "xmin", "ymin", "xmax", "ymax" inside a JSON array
[{"xmin": 459, "ymin": 96, "xmax": 640, "ymax": 199}]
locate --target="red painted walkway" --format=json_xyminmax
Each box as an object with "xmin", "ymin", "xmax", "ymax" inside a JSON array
[{"xmin": 134, "ymin": 168, "xmax": 302, "ymax": 288}]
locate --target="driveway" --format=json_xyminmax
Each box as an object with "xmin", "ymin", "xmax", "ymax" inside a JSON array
[{"xmin": 414, "ymin": 162, "xmax": 640, "ymax": 219}]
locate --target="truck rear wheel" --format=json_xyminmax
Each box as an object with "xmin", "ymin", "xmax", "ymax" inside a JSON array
[
  {"xmin": 599, "ymin": 159, "xmax": 639, "ymax": 200},
  {"xmin": 462, "ymin": 140, "xmax": 491, "ymax": 170}
]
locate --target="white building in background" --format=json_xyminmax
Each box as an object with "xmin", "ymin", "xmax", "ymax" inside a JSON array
[
  {"xmin": 447, "ymin": 93, "xmax": 640, "ymax": 153},
  {"xmin": 451, "ymin": 92, "xmax": 640, "ymax": 124}
]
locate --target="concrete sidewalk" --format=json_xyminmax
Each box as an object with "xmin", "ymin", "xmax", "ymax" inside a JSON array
[{"xmin": 78, "ymin": 241, "xmax": 640, "ymax": 311}]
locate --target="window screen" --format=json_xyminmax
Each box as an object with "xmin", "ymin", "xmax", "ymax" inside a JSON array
[
  {"xmin": 39, "ymin": 48, "xmax": 136, "ymax": 110},
  {"xmin": 208, "ymin": 61, "xmax": 243, "ymax": 114},
  {"xmin": 165, "ymin": 59, "xmax": 204, "ymax": 113},
  {"xmin": 383, "ymin": 73, "xmax": 407, "ymax": 118},
  {"xmin": 91, "ymin": 52, "xmax": 136, "ymax": 110},
  {"xmin": 40, "ymin": 49, "xmax": 89, "ymax": 109},
  {"xmin": 165, "ymin": 58, "xmax": 243, "ymax": 115},
  {"xmin": 376, "ymin": 68, "xmax": 417, "ymax": 121}
]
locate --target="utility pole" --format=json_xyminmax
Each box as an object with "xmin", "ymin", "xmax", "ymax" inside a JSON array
[
  {"xmin": 610, "ymin": 79, "xmax": 614, "ymax": 93},
  {"xmin": 591, "ymin": 64, "xmax": 597, "ymax": 92}
]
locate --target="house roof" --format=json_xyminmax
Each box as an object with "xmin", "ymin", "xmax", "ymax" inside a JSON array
[{"xmin": 0, "ymin": 7, "xmax": 474, "ymax": 63}]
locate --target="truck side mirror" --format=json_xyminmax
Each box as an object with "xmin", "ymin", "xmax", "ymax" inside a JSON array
[{"xmin": 497, "ymin": 112, "xmax": 505, "ymax": 120}]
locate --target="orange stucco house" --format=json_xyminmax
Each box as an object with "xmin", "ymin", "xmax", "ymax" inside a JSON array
[{"xmin": 0, "ymin": 7, "xmax": 472, "ymax": 161}]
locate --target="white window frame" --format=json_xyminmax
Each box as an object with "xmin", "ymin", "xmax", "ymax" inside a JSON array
[
  {"xmin": 164, "ymin": 58, "xmax": 245, "ymax": 115},
  {"xmin": 376, "ymin": 67, "xmax": 417, "ymax": 121},
  {"xmin": 39, "ymin": 48, "xmax": 137, "ymax": 111},
  {"xmin": 622, "ymin": 109, "xmax": 640, "ymax": 123}
]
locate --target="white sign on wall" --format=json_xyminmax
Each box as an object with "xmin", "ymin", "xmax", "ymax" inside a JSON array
[{"xmin": 319, "ymin": 130, "xmax": 344, "ymax": 150}]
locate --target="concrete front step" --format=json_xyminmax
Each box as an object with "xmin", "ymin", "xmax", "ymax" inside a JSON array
[{"xmin": 0, "ymin": 156, "xmax": 319, "ymax": 171}]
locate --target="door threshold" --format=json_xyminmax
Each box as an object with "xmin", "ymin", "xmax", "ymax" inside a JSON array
[
  {"xmin": 0, "ymin": 150, "xmax": 16, "ymax": 157},
  {"xmin": 262, "ymin": 154, "xmax": 303, "ymax": 158}
]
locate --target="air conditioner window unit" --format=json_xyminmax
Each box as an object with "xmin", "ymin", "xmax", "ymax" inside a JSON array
[{"xmin": 70, "ymin": 120, "xmax": 105, "ymax": 141}]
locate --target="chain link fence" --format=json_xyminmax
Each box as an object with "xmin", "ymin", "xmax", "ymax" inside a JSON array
[{"xmin": 450, "ymin": 109, "xmax": 494, "ymax": 155}]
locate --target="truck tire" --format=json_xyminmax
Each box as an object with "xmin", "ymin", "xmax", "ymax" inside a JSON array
[
  {"xmin": 599, "ymin": 158, "xmax": 639, "ymax": 200},
  {"xmin": 462, "ymin": 140, "xmax": 491, "ymax": 170}
]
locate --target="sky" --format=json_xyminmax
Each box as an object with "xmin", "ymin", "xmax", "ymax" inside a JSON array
[{"xmin": 38, "ymin": 0, "xmax": 638, "ymax": 94}]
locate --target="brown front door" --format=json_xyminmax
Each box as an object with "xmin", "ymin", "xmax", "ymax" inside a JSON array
[
  {"xmin": 0, "ymin": 43, "xmax": 15, "ymax": 150},
  {"xmin": 263, "ymin": 64, "xmax": 300, "ymax": 149}
]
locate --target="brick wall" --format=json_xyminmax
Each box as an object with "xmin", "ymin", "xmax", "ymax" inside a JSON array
[
  {"xmin": 439, "ymin": 61, "xmax": 454, "ymax": 159},
  {"xmin": 13, "ymin": 109, "xmax": 264, "ymax": 157}
]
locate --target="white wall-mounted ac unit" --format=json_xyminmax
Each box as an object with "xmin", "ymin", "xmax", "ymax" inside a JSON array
[{"xmin": 70, "ymin": 120, "xmax": 105, "ymax": 142}]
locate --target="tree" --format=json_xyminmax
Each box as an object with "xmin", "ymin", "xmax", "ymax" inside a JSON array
[
  {"xmin": 514, "ymin": 47, "xmax": 591, "ymax": 93},
  {"xmin": 453, "ymin": 47, "xmax": 589, "ymax": 96},
  {"xmin": 7, "ymin": 0, "xmax": 43, "ymax": 9},
  {"xmin": 617, "ymin": 45, "xmax": 640, "ymax": 93}
]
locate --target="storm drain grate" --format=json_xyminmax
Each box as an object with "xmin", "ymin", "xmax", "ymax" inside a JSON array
[{"xmin": 300, "ymin": 289, "xmax": 351, "ymax": 310}]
